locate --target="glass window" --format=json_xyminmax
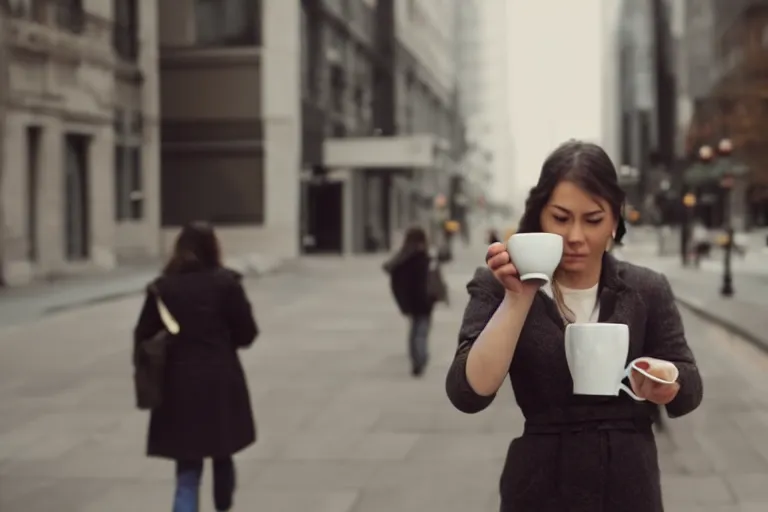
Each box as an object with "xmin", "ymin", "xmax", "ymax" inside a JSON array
[
  {"xmin": 114, "ymin": 146, "xmax": 127, "ymax": 221},
  {"xmin": 195, "ymin": 0, "xmax": 260, "ymax": 46},
  {"xmin": 113, "ymin": 0, "xmax": 139, "ymax": 60},
  {"xmin": 114, "ymin": 109, "xmax": 144, "ymax": 222},
  {"xmin": 129, "ymin": 148, "xmax": 143, "ymax": 220}
]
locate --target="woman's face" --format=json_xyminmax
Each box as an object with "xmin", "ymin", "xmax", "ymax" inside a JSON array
[{"xmin": 539, "ymin": 180, "xmax": 617, "ymax": 274}]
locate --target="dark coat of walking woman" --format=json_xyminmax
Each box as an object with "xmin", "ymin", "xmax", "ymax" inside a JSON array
[
  {"xmin": 384, "ymin": 227, "xmax": 437, "ymax": 377},
  {"xmin": 133, "ymin": 221, "xmax": 258, "ymax": 512},
  {"xmin": 445, "ymin": 141, "xmax": 703, "ymax": 511}
]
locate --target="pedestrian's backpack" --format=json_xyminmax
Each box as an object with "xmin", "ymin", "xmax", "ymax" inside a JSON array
[
  {"xmin": 426, "ymin": 257, "xmax": 449, "ymax": 305},
  {"xmin": 133, "ymin": 285, "xmax": 180, "ymax": 410}
]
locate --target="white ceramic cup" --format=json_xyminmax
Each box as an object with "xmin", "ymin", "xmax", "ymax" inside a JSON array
[
  {"xmin": 505, "ymin": 233, "xmax": 563, "ymax": 284},
  {"xmin": 565, "ymin": 323, "xmax": 644, "ymax": 400}
]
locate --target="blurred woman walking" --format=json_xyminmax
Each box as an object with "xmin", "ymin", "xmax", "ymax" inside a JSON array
[
  {"xmin": 133, "ymin": 221, "xmax": 258, "ymax": 512},
  {"xmin": 384, "ymin": 226, "xmax": 444, "ymax": 377}
]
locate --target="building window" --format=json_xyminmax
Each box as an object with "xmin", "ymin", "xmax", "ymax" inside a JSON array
[
  {"xmin": 353, "ymin": 86, "xmax": 365, "ymax": 133},
  {"xmin": 55, "ymin": 0, "xmax": 85, "ymax": 34},
  {"xmin": 330, "ymin": 64, "xmax": 345, "ymax": 114},
  {"xmin": 195, "ymin": 0, "xmax": 261, "ymax": 47},
  {"xmin": 3, "ymin": 0, "xmax": 48, "ymax": 23},
  {"xmin": 114, "ymin": 110, "xmax": 144, "ymax": 221},
  {"xmin": 113, "ymin": 0, "xmax": 139, "ymax": 61}
]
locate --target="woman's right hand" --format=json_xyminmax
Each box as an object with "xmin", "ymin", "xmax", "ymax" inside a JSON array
[{"xmin": 485, "ymin": 243, "xmax": 539, "ymax": 296}]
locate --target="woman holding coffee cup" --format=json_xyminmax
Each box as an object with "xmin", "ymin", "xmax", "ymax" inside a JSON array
[{"xmin": 445, "ymin": 140, "xmax": 702, "ymax": 512}]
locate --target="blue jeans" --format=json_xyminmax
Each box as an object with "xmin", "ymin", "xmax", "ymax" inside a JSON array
[
  {"xmin": 408, "ymin": 314, "xmax": 431, "ymax": 372},
  {"xmin": 173, "ymin": 458, "xmax": 236, "ymax": 512}
]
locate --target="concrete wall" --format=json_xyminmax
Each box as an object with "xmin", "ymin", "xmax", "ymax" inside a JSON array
[{"xmin": 261, "ymin": 0, "xmax": 301, "ymax": 259}]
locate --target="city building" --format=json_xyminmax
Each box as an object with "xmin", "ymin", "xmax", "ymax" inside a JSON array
[
  {"xmin": 388, "ymin": 0, "xmax": 465, "ymax": 244},
  {"xmin": 0, "ymin": 0, "xmax": 157, "ymax": 286},
  {"xmin": 476, "ymin": 0, "xmax": 512, "ymax": 207},
  {"xmin": 159, "ymin": 0, "xmax": 464, "ymax": 260},
  {"xmin": 617, "ymin": 0, "xmax": 677, "ymax": 216},
  {"xmin": 299, "ymin": 0, "xmax": 391, "ymax": 254},
  {"xmin": 158, "ymin": 1, "xmax": 297, "ymax": 262},
  {"xmin": 682, "ymin": 0, "xmax": 768, "ymax": 227},
  {"xmin": 318, "ymin": 0, "xmax": 464, "ymax": 253},
  {"xmin": 454, "ymin": 0, "xmax": 509, "ymax": 215}
]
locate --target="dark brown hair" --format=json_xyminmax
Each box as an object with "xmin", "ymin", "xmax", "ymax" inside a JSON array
[
  {"xmin": 400, "ymin": 226, "xmax": 428, "ymax": 254},
  {"xmin": 163, "ymin": 221, "xmax": 222, "ymax": 275},
  {"xmin": 517, "ymin": 140, "xmax": 627, "ymax": 322},
  {"xmin": 518, "ymin": 139, "xmax": 626, "ymax": 242}
]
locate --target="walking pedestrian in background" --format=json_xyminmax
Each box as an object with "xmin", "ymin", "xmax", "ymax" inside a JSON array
[
  {"xmin": 384, "ymin": 226, "xmax": 445, "ymax": 377},
  {"xmin": 133, "ymin": 221, "xmax": 259, "ymax": 512}
]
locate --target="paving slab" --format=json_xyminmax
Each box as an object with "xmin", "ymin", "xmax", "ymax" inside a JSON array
[{"xmin": 0, "ymin": 246, "xmax": 767, "ymax": 511}]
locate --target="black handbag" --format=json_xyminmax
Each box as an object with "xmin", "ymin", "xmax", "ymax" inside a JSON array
[
  {"xmin": 426, "ymin": 257, "xmax": 449, "ymax": 305},
  {"xmin": 133, "ymin": 286, "xmax": 180, "ymax": 410}
]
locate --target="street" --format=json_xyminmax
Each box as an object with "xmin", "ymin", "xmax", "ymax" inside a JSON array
[{"xmin": 1, "ymin": 249, "xmax": 768, "ymax": 511}]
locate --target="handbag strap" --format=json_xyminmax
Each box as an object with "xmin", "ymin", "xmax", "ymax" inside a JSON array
[
  {"xmin": 150, "ymin": 285, "xmax": 180, "ymax": 335},
  {"xmin": 428, "ymin": 255, "xmax": 440, "ymax": 271}
]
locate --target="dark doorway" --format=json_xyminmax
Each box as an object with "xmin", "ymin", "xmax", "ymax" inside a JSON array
[
  {"xmin": 26, "ymin": 126, "xmax": 41, "ymax": 262},
  {"xmin": 304, "ymin": 181, "xmax": 343, "ymax": 254},
  {"xmin": 64, "ymin": 133, "xmax": 90, "ymax": 260}
]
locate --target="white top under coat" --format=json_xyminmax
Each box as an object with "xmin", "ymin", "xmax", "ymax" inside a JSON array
[{"xmin": 542, "ymin": 282, "xmax": 600, "ymax": 324}]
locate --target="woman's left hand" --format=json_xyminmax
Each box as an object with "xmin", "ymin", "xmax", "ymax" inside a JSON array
[{"xmin": 631, "ymin": 371, "xmax": 680, "ymax": 405}]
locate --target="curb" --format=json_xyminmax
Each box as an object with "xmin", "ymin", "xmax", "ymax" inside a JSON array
[
  {"xmin": 41, "ymin": 257, "xmax": 288, "ymax": 316},
  {"xmin": 673, "ymin": 294, "xmax": 768, "ymax": 355}
]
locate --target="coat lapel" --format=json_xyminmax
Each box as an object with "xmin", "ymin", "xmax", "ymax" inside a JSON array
[{"xmin": 598, "ymin": 254, "xmax": 645, "ymax": 357}]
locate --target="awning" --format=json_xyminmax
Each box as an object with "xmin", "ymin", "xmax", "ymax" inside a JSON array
[{"xmin": 322, "ymin": 135, "xmax": 450, "ymax": 169}]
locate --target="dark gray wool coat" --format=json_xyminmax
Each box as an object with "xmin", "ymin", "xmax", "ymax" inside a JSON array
[{"xmin": 446, "ymin": 254, "xmax": 703, "ymax": 512}]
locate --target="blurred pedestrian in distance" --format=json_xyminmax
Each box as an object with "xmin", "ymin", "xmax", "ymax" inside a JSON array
[
  {"xmin": 133, "ymin": 221, "xmax": 258, "ymax": 512},
  {"xmin": 446, "ymin": 140, "xmax": 702, "ymax": 511},
  {"xmin": 383, "ymin": 226, "xmax": 444, "ymax": 377}
]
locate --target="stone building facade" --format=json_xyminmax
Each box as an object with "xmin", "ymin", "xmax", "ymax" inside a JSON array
[{"xmin": 0, "ymin": 0, "xmax": 159, "ymax": 285}]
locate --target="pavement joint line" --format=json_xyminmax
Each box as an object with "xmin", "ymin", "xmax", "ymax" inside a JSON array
[
  {"xmin": 8, "ymin": 260, "xmax": 290, "ymax": 326},
  {"xmin": 43, "ymin": 289, "xmax": 143, "ymax": 315},
  {"xmin": 673, "ymin": 294, "xmax": 768, "ymax": 355}
]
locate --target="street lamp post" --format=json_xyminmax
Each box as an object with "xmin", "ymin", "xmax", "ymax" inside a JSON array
[
  {"xmin": 718, "ymin": 138, "xmax": 735, "ymax": 298},
  {"xmin": 698, "ymin": 140, "xmax": 736, "ymax": 296}
]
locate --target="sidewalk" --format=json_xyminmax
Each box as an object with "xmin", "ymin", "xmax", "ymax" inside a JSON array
[
  {"xmin": 0, "ymin": 253, "xmax": 284, "ymax": 330},
  {"xmin": 621, "ymin": 250, "xmax": 768, "ymax": 353},
  {"xmin": 3, "ymin": 245, "xmax": 768, "ymax": 510}
]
